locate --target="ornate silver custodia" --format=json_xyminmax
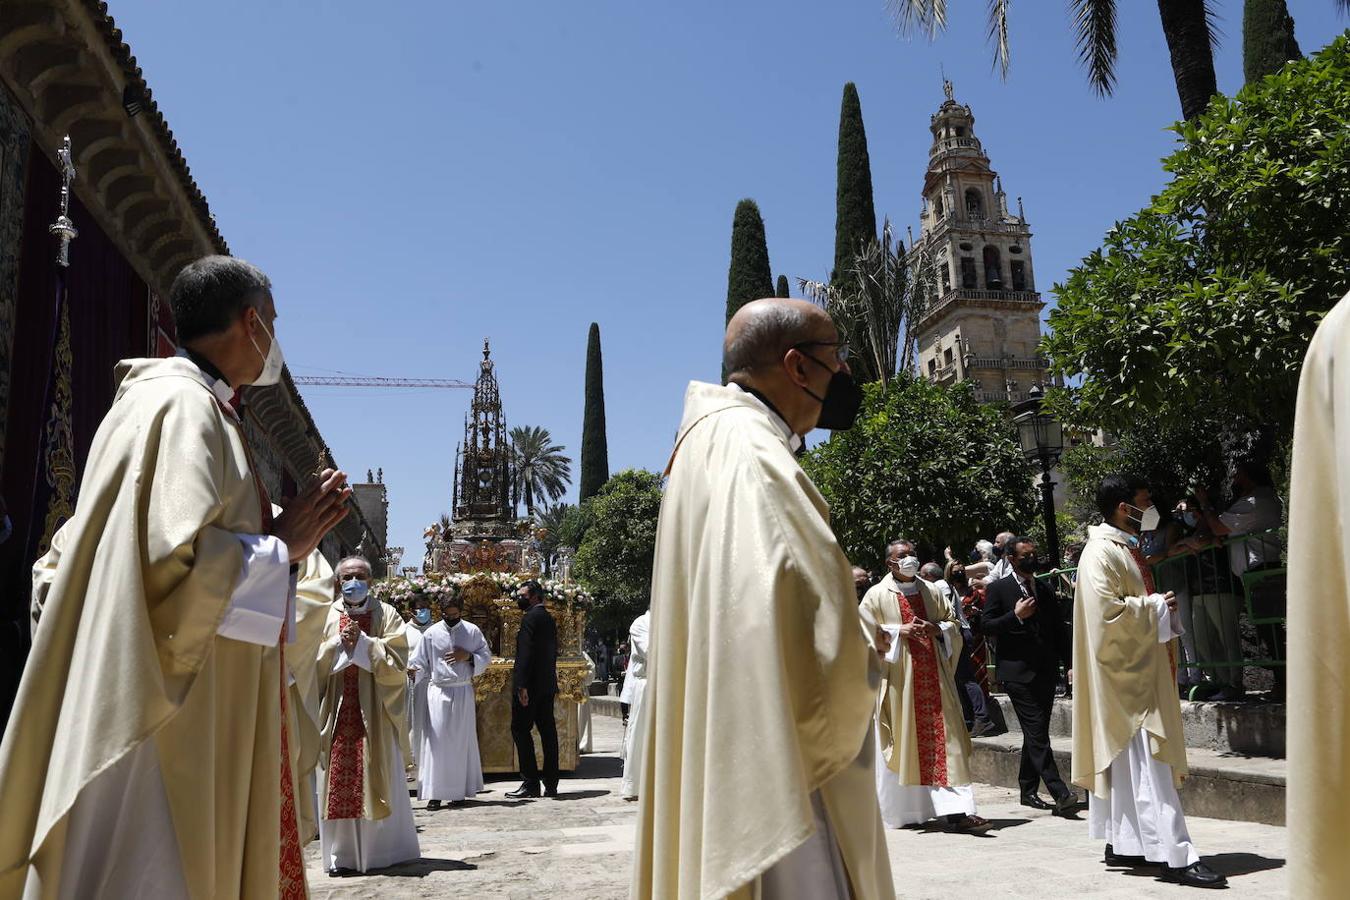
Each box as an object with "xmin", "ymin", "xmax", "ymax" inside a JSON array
[{"xmin": 48, "ymin": 135, "xmax": 78, "ymax": 267}]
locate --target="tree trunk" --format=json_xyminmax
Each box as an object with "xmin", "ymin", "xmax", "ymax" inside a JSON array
[
  {"xmin": 1157, "ymin": 0, "xmax": 1220, "ymax": 121},
  {"xmin": 525, "ymin": 479, "xmax": 535, "ymax": 517}
]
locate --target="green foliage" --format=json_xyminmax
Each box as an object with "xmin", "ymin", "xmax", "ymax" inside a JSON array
[
  {"xmin": 801, "ymin": 375, "xmax": 1036, "ymax": 572},
  {"xmin": 776, "ymin": 274, "xmax": 790, "ymax": 298},
  {"xmin": 573, "ymin": 469, "xmax": 664, "ymax": 635},
  {"xmin": 1243, "ymin": 0, "xmax": 1301, "ymax": 84},
  {"xmin": 1044, "ymin": 35, "xmax": 1350, "ymax": 450},
  {"xmin": 833, "ymin": 83, "xmax": 878, "ymax": 284},
  {"xmin": 725, "ymin": 199, "xmax": 774, "ymax": 327},
  {"xmin": 580, "ymin": 322, "xmax": 609, "ymax": 501},
  {"xmin": 509, "ymin": 425, "xmax": 571, "ymax": 515}
]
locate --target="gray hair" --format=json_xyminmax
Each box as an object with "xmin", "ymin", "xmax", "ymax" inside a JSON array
[
  {"xmin": 885, "ymin": 538, "xmax": 913, "ymax": 560},
  {"xmin": 994, "ymin": 531, "xmax": 1016, "ymax": 546},
  {"xmin": 975, "ymin": 539, "xmax": 994, "ymax": 561},
  {"xmin": 337, "ymin": 555, "xmax": 373, "ymax": 574},
  {"xmin": 723, "ymin": 302, "xmax": 819, "ymax": 378},
  {"xmin": 919, "ymin": 562, "xmax": 944, "ymax": 581}
]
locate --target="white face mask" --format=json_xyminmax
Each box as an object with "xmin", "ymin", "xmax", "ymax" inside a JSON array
[
  {"xmin": 247, "ymin": 315, "xmax": 284, "ymax": 387},
  {"xmin": 1126, "ymin": 503, "xmax": 1161, "ymax": 533}
]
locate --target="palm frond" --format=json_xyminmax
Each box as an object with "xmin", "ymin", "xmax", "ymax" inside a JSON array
[
  {"xmin": 1070, "ymin": 0, "xmax": 1117, "ymax": 96},
  {"xmin": 987, "ymin": 0, "xmax": 1011, "ymax": 80},
  {"xmin": 1202, "ymin": 0, "xmax": 1222, "ymax": 54},
  {"xmin": 1339, "ymin": 0, "xmax": 1350, "ymax": 15},
  {"xmin": 886, "ymin": 0, "xmax": 949, "ymax": 40}
]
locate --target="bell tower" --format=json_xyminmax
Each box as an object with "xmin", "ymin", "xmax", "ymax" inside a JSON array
[{"xmin": 906, "ymin": 82, "xmax": 1048, "ymax": 402}]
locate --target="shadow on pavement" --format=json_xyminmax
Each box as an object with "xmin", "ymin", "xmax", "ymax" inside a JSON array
[
  {"xmin": 575, "ymin": 754, "xmax": 623, "ymax": 779},
  {"xmin": 337, "ymin": 858, "xmax": 478, "ymax": 879},
  {"xmin": 1203, "ymin": 852, "xmax": 1285, "ymax": 878},
  {"xmin": 453, "ymin": 798, "xmax": 533, "ymax": 809},
  {"xmin": 549, "ymin": 789, "xmax": 610, "ymax": 801}
]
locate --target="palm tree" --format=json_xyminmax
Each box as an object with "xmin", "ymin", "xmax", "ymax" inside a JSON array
[
  {"xmin": 534, "ymin": 501, "xmax": 574, "ymax": 576},
  {"xmin": 888, "ymin": 0, "xmax": 1225, "ymax": 121},
  {"xmin": 798, "ymin": 219, "xmax": 932, "ymax": 385},
  {"xmin": 510, "ymin": 425, "xmax": 572, "ymax": 516}
]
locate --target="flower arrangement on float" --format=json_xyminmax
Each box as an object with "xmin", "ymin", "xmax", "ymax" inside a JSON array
[{"xmin": 372, "ymin": 571, "xmax": 592, "ymax": 618}]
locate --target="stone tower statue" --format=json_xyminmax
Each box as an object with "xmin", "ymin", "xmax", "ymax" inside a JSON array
[{"xmin": 906, "ymin": 85, "xmax": 1049, "ymax": 403}]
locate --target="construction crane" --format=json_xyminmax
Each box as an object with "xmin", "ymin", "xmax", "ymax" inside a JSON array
[{"xmin": 292, "ymin": 375, "xmax": 473, "ymax": 389}]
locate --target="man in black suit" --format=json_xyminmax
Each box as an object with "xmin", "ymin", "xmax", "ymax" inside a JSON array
[
  {"xmin": 980, "ymin": 536, "xmax": 1079, "ymax": 814},
  {"xmin": 506, "ymin": 580, "xmax": 560, "ymax": 799}
]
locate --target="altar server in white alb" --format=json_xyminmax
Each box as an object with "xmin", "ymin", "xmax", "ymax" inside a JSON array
[
  {"xmin": 619, "ymin": 608, "xmax": 650, "ymax": 800},
  {"xmin": 316, "ymin": 556, "xmax": 420, "ymax": 876},
  {"xmin": 0, "ymin": 256, "xmax": 350, "ymax": 899},
  {"xmin": 408, "ymin": 595, "xmax": 492, "ymax": 809},
  {"xmin": 1072, "ymin": 475, "xmax": 1225, "ymax": 889},
  {"xmin": 404, "ymin": 594, "xmax": 437, "ymax": 773}
]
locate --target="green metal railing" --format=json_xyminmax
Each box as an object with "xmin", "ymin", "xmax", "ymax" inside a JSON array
[{"xmin": 1025, "ymin": 528, "xmax": 1285, "ymax": 699}]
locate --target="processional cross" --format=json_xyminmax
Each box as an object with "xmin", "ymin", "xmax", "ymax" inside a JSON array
[{"xmin": 49, "ymin": 135, "xmax": 78, "ymax": 267}]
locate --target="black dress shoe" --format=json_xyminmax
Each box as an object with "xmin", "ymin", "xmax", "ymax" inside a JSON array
[
  {"xmin": 1104, "ymin": 843, "xmax": 1148, "ymax": 866},
  {"xmin": 505, "ymin": 784, "xmax": 540, "ymax": 799},
  {"xmin": 1020, "ymin": 794, "xmax": 1053, "ymax": 810},
  {"xmin": 1052, "ymin": 792, "xmax": 1084, "ymax": 815},
  {"xmin": 543, "ymin": 785, "xmax": 559, "ymax": 798},
  {"xmin": 1162, "ymin": 861, "xmax": 1228, "ymax": 888},
  {"xmin": 327, "ymin": 867, "xmax": 358, "ymax": 877},
  {"xmin": 425, "ymin": 799, "xmax": 442, "ymax": 811}
]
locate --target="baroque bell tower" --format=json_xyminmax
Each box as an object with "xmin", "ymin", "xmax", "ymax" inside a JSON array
[{"xmin": 906, "ymin": 82, "xmax": 1048, "ymax": 402}]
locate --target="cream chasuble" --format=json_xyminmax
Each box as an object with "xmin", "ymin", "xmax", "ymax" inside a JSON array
[
  {"xmin": 0, "ymin": 357, "xmax": 302, "ymax": 900},
  {"xmin": 1071, "ymin": 524, "xmax": 1188, "ymax": 798},
  {"xmin": 860, "ymin": 575, "xmax": 972, "ymax": 790},
  {"xmin": 1287, "ymin": 289, "xmax": 1350, "ymax": 899},
  {"xmin": 316, "ymin": 598, "xmax": 412, "ymax": 823},
  {"xmin": 630, "ymin": 382, "xmax": 892, "ymax": 900}
]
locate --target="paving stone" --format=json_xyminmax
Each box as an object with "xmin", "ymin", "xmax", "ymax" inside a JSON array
[{"xmin": 304, "ymin": 715, "xmax": 1289, "ymax": 898}]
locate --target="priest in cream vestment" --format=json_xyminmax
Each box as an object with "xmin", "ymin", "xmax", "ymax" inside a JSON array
[
  {"xmin": 1287, "ymin": 289, "xmax": 1350, "ymax": 900},
  {"xmin": 860, "ymin": 541, "xmax": 987, "ymax": 832},
  {"xmin": 631, "ymin": 299, "xmax": 893, "ymax": 900},
  {"xmin": 0, "ymin": 256, "xmax": 352, "ymax": 900},
  {"xmin": 316, "ymin": 556, "xmax": 419, "ymax": 875},
  {"xmin": 1072, "ymin": 475, "xmax": 1225, "ymax": 889}
]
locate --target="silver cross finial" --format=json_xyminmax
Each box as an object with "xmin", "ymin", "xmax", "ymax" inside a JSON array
[{"xmin": 48, "ymin": 135, "xmax": 78, "ymax": 267}]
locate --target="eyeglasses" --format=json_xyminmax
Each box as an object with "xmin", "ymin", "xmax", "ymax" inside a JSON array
[
  {"xmin": 339, "ymin": 572, "xmax": 369, "ymax": 583},
  {"xmin": 793, "ymin": 340, "xmax": 850, "ymax": 365}
]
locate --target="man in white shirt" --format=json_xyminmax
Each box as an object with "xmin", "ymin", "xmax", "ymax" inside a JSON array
[{"xmin": 407, "ymin": 597, "xmax": 491, "ymax": 809}]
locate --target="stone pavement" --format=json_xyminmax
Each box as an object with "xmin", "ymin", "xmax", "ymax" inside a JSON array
[{"xmin": 304, "ymin": 714, "xmax": 1288, "ymax": 899}]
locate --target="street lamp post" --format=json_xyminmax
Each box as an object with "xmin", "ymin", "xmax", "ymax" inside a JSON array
[{"xmin": 1012, "ymin": 385, "xmax": 1065, "ymax": 568}]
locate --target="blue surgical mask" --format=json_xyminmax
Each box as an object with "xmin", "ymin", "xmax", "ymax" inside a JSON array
[
  {"xmin": 1182, "ymin": 511, "xmax": 1198, "ymax": 528},
  {"xmin": 0, "ymin": 514, "xmax": 11, "ymax": 546},
  {"xmin": 414, "ymin": 608, "xmax": 432, "ymax": 625},
  {"xmin": 341, "ymin": 579, "xmax": 370, "ymax": 606}
]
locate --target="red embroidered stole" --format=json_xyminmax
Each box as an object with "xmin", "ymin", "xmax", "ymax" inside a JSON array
[
  {"xmin": 899, "ymin": 591, "xmax": 949, "ymax": 787},
  {"xmin": 325, "ymin": 610, "xmax": 373, "ymax": 819},
  {"xmin": 1126, "ymin": 543, "xmax": 1177, "ymax": 680}
]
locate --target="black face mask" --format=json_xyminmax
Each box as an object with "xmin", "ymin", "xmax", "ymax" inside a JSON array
[
  {"xmin": 516, "ymin": 596, "xmax": 531, "ymax": 611},
  {"xmin": 1015, "ymin": 555, "xmax": 1040, "ymax": 574},
  {"xmin": 993, "ymin": 545, "xmax": 1005, "ymax": 559},
  {"xmin": 799, "ymin": 352, "xmax": 863, "ymax": 431}
]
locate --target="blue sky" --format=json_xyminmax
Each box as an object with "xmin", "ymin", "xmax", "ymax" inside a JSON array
[{"xmin": 110, "ymin": 1, "xmax": 1346, "ymax": 567}]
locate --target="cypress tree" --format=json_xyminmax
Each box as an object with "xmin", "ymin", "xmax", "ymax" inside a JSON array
[
  {"xmin": 775, "ymin": 274, "xmax": 790, "ymax": 298},
  {"xmin": 579, "ymin": 322, "xmax": 609, "ymax": 502},
  {"xmin": 833, "ymin": 82, "xmax": 877, "ymax": 283},
  {"xmin": 725, "ymin": 198, "xmax": 774, "ymax": 326},
  {"xmin": 1243, "ymin": 0, "xmax": 1301, "ymax": 84}
]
